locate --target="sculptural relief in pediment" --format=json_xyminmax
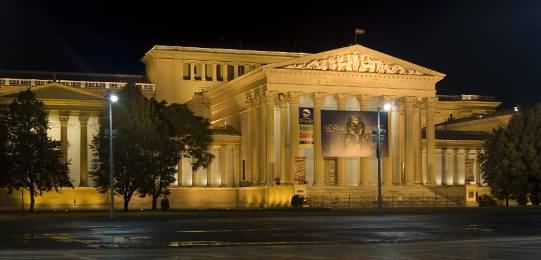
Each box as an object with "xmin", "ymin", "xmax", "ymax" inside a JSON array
[{"xmin": 282, "ymin": 52, "xmax": 424, "ymax": 75}]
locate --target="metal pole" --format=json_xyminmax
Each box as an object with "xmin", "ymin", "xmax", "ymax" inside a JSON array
[
  {"xmin": 108, "ymin": 100, "xmax": 114, "ymax": 219},
  {"xmin": 377, "ymin": 108, "xmax": 383, "ymax": 209}
]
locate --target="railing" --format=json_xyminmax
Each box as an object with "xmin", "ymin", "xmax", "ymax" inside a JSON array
[
  {"xmin": 438, "ymin": 94, "xmax": 498, "ymax": 102},
  {"xmin": 0, "ymin": 78, "xmax": 155, "ymax": 92}
]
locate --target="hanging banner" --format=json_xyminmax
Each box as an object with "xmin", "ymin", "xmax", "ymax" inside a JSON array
[
  {"xmin": 465, "ymin": 158, "xmax": 475, "ymax": 183},
  {"xmin": 294, "ymin": 156, "xmax": 306, "ymax": 184},
  {"xmin": 299, "ymin": 107, "xmax": 314, "ymax": 147},
  {"xmin": 321, "ymin": 110, "xmax": 388, "ymax": 158}
]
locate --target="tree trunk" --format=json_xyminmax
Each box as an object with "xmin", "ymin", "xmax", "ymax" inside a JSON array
[
  {"xmin": 123, "ymin": 196, "xmax": 129, "ymax": 212},
  {"xmin": 29, "ymin": 189, "xmax": 35, "ymax": 213},
  {"xmin": 152, "ymin": 195, "xmax": 157, "ymax": 211}
]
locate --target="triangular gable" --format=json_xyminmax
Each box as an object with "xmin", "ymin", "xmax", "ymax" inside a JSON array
[
  {"xmin": 265, "ymin": 44, "xmax": 445, "ymax": 78},
  {"xmin": 0, "ymin": 83, "xmax": 105, "ymax": 101}
]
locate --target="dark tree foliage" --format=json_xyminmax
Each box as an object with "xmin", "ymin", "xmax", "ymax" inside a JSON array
[
  {"xmin": 0, "ymin": 110, "xmax": 7, "ymax": 187},
  {"xmin": 482, "ymin": 103, "xmax": 541, "ymax": 207},
  {"xmin": 91, "ymin": 83, "xmax": 213, "ymax": 211},
  {"xmin": 3, "ymin": 89, "xmax": 71, "ymax": 212}
]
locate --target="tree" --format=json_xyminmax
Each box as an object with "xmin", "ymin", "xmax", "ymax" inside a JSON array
[
  {"xmin": 137, "ymin": 100, "xmax": 214, "ymax": 210},
  {"xmin": 90, "ymin": 83, "xmax": 213, "ymax": 211},
  {"xmin": 90, "ymin": 84, "xmax": 150, "ymax": 211},
  {"xmin": 0, "ymin": 111, "xmax": 8, "ymax": 187},
  {"xmin": 482, "ymin": 103, "xmax": 541, "ymax": 207},
  {"xmin": 4, "ymin": 89, "xmax": 71, "ymax": 212}
]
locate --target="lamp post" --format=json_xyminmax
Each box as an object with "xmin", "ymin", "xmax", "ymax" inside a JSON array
[
  {"xmin": 376, "ymin": 103, "xmax": 392, "ymax": 209},
  {"xmin": 108, "ymin": 94, "xmax": 118, "ymax": 219}
]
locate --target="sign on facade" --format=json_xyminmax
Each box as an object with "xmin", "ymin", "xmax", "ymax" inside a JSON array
[
  {"xmin": 295, "ymin": 156, "xmax": 306, "ymax": 184},
  {"xmin": 299, "ymin": 107, "xmax": 314, "ymax": 147},
  {"xmin": 321, "ymin": 110, "xmax": 388, "ymax": 158}
]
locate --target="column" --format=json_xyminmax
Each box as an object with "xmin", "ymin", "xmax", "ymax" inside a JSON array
[
  {"xmin": 444, "ymin": 148, "xmax": 455, "ymax": 185},
  {"xmin": 190, "ymin": 63, "xmax": 195, "ymax": 80},
  {"xmin": 391, "ymin": 99, "xmax": 401, "ymax": 185},
  {"xmin": 279, "ymin": 93, "xmax": 288, "ymax": 184},
  {"xmin": 207, "ymin": 148, "xmax": 213, "ymax": 187},
  {"xmin": 234, "ymin": 144, "xmax": 241, "ymax": 187},
  {"xmin": 425, "ymin": 97, "xmax": 436, "ymax": 184},
  {"xmin": 265, "ymin": 92, "xmax": 277, "ymax": 185},
  {"xmin": 201, "ymin": 63, "xmax": 206, "ymax": 81},
  {"xmin": 397, "ymin": 99, "xmax": 406, "ymax": 185},
  {"xmin": 404, "ymin": 97, "xmax": 416, "ymax": 184},
  {"xmin": 219, "ymin": 146, "xmax": 226, "ymax": 186},
  {"xmin": 414, "ymin": 100, "xmax": 422, "ymax": 184},
  {"xmin": 356, "ymin": 95, "xmax": 369, "ymax": 185},
  {"xmin": 192, "ymin": 163, "xmax": 198, "ymax": 187},
  {"xmin": 233, "ymin": 65, "xmax": 239, "ymax": 78},
  {"xmin": 253, "ymin": 90, "xmax": 262, "ymax": 185},
  {"xmin": 240, "ymin": 104, "xmax": 250, "ymax": 183},
  {"xmin": 176, "ymin": 158, "xmax": 182, "ymax": 186},
  {"xmin": 456, "ymin": 149, "xmax": 466, "ymax": 185},
  {"xmin": 288, "ymin": 92, "xmax": 301, "ymax": 184},
  {"xmin": 313, "ymin": 92, "xmax": 325, "ymax": 185},
  {"xmin": 59, "ymin": 111, "xmax": 70, "ymax": 162},
  {"xmin": 434, "ymin": 148, "xmax": 443, "ymax": 185},
  {"xmin": 382, "ymin": 96, "xmax": 393, "ymax": 186},
  {"xmin": 79, "ymin": 113, "xmax": 89, "ymax": 187},
  {"xmin": 473, "ymin": 149, "xmax": 481, "ymax": 185},
  {"xmin": 441, "ymin": 148, "xmax": 447, "ymax": 185},
  {"xmin": 336, "ymin": 94, "xmax": 347, "ymax": 186},
  {"xmin": 212, "ymin": 64, "xmax": 218, "ymax": 81}
]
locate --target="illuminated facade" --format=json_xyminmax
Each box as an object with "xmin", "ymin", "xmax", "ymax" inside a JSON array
[{"xmin": 0, "ymin": 44, "xmax": 511, "ymax": 209}]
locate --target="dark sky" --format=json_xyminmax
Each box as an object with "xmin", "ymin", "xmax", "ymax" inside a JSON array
[{"xmin": 1, "ymin": 1, "xmax": 540, "ymax": 107}]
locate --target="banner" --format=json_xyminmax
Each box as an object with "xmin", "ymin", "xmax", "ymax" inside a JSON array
[
  {"xmin": 299, "ymin": 107, "xmax": 314, "ymax": 146},
  {"xmin": 294, "ymin": 156, "xmax": 306, "ymax": 184},
  {"xmin": 321, "ymin": 110, "xmax": 388, "ymax": 158}
]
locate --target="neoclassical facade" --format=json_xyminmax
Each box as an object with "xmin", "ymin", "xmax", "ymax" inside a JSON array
[{"xmin": 0, "ymin": 44, "xmax": 511, "ymax": 209}]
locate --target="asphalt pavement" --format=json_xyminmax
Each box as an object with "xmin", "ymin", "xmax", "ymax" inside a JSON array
[{"xmin": 0, "ymin": 208, "xmax": 540, "ymax": 259}]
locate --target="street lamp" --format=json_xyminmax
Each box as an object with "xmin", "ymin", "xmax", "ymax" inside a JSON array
[
  {"xmin": 108, "ymin": 93, "xmax": 118, "ymax": 219},
  {"xmin": 376, "ymin": 102, "xmax": 392, "ymax": 209}
]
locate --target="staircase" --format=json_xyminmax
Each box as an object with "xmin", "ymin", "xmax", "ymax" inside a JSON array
[{"xmin": 306, "ymin": 185, "xmax": 466, "ymax": 208}]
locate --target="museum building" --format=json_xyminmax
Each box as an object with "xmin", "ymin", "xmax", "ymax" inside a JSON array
[{"xmin": 0, "ymin": 44, "xmax": 512, "ymax": 209}]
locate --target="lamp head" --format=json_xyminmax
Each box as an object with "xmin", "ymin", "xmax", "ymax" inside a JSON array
[
  {"xmin": 383, "ymin": 103, "xmax": 392, "ymax": 112},
  {"xmin": 109, "ymin": 94, "xmax": 118, "ymax": 103}
]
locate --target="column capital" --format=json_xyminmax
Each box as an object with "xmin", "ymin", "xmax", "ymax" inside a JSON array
[
  {"xmin": 287, "ymin": 91, "xmax": 302, "ymax": 105},
  {"xmin": 59, "ymin": 111, "xmax": 70, "ymax": 125},
  {"xmin": 312, "ymin": 92, "xmax": 327, "ymax": 106},
  {"xmin": 277, "ymin": 92, "xmax": 288, "ymax": 108},
  {"xmin": 78, "ymin": 112, "xmax": 90, "ymax": 124}
]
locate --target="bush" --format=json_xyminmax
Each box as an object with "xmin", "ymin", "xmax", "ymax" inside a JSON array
[
  {"xmin": 291, "ymin": 195, "xmax": 305, "ymax": 208},
  {"xmin": 477, "ymin": 194, "xmax": 497, "ymax": 207}
]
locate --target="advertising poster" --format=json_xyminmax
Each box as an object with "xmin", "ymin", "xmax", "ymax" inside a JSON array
[
  {"xmin": 321, "ymin": 110, "xmax": 388, "ymax": 158},
  {"xmin": 299, "ymin": 107, "xmax": 314, "ymax": 147},
  {"xmin": 295, "ymin": 156, "xmax": 306, "ymax": 184}
]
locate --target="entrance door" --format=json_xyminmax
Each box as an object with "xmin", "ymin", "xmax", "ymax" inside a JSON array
[{"xmin": 324, "ymin": 158, "xmax": 337, "ymax": 185}]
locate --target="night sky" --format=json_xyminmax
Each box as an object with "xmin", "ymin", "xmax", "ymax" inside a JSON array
[{"xmin": 1, "ymin": 1, "xmax": 540, "ymax": 107}]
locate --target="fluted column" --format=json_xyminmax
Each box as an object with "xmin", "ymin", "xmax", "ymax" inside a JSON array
[
  {"xmin": 288, "ymin": 92, "xmax": 301, "ymax": 184},
  {"xmin": 444, "ymin": 148, "xmax": 455, "ymax": 185},
  {"xmin": 219, "ymin": 146, "xmax": 226, "ymax": 186},
  {"xmin": 265, "ymin": 92, "xmax": 277, "ymax": 185},
  {"xmin": 336, "ymin": 94, "xmax": 347, "ymax": 186},
  {"xmin": 398, "ymin": 100, "xmax": 406, "ymax": 184},
  {"xmin": 404, "ymin": 97, "xmax": 416, "ymax": 184},
  {"xmin": 356, "ymin": 95, "xmax": 369, "ymax": 185},
  {"xmin": 381, "ymin": 96, "xmax": 393, "ymax": 186},
  {"xmin": 278, "ymin": 93, "xmax": 288, "ymax": 184},
  {"xmin": 425, "ymin": 97, "xmax": 436, "ymax": 184},
  {"xmin": 234, "ymin": 144, "xmax": 241, "ymax": 187},
  {"xmin": 79, "ymin": 113, "xmax": 89, "ymax": 187},
  {"xmin": 456, "ymin": 149, "xmax": 466, "ymax": 185},
  {"xmin": 253, "ymin": 90, "xmax": 263, "ymax": 185},
  {"xmin": 414, "ymin": 100, "xmax": 422, "ymax": 184},
  {"xmin": 59, "ymin": 112, "xmax": 70, "ymax": 163},
  {"xmin": 207, "ymin": 148, "xmax": 213, "ymax": 186},
  {"xmin": 390, "ymin": 98, "xmax": 401, "ymax": 185},
  {"xmin": 313, "ymin": 93, "xmax": 325, "ymax": 185}
]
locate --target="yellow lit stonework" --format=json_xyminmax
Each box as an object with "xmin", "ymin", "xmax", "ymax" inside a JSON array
[{"xmin": 0, "ymin": 44, "xmax": 513, "ymax": 209}]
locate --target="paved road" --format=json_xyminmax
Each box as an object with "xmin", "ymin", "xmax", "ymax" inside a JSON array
[{"xmin": 1, "ymin": 208, "xmax": 541, "ymax": 259}]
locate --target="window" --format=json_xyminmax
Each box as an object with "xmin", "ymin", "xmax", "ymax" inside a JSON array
[
  {"xmin": 227, "ymin": 64, "xmax": 235, "ymax": 81},
  {"xmin": 194, "ymin": 63, "xmax": 202, "ymax": 80},
  {"xmin": 216, "ymin": 64, "xmax": 223, "ymax": 81},
  {"xmin": 205, "ymin": 64, "xmax": 213, "ymax": 81},
  {"xmin": 238, "ymin": 65, "xmax": 245, "ymax": 76},
  {"xmin": 182, "ymin": 63, "xmax": 191, "ymax": 80}
]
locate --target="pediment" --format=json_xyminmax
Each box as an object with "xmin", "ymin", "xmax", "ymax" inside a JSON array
[
  {"xmin": 268, "ymin": 44, "xmax": 445, "ymax": 78},
  {"xmin": 0, "ymin": 83, "xmax": 105, "ymax": 101}
]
